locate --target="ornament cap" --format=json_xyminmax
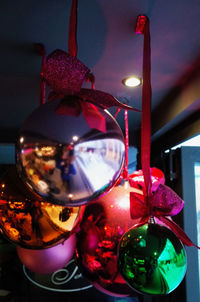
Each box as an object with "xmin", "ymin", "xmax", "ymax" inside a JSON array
[{"xmin": 148, "ymin": 216, "xmax": 156, "ymax": 224}]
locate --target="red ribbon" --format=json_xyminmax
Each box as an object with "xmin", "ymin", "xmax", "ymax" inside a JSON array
[
  {"xmin": 68, "ymin": 0, "xmax": 78, "ymax": 57},
  {"xmin": 80, "ymin": 102, "xmax": 106, "ymax": 133},
  {"xmin": 159, "ymin": 216, "xmax": 200, "ymax": 249},
  {"xmin": 41, "ymin": 0, "xmax": 140, "ymax": 133},
  {"xmin": 139, "ymin": 16, "xmax": 152, "ymax": 200},
  {"xmin": 133, "ymin": 16, "xmax": 200, "ymax": 249},
  {"xmin": 34, "ymin": 43, "xmax": 47, "ymax": 105},
  {"xmin": 55, "ymin": 97, "xmax": 106, "ymax": 133},
  {"xmin": 123, "ymin": 110, "xmax": 129, "ymax": 179},
  {"xmin": 78, "ymin": 89, "xmax": 140, "ymax": 112},
  {"xmin": 50, "ymin": 86, "xmax": 140, "ymax": 133},
  {"xmin": 40, "ymin": 51, "xmax": 46, "ymax": 106}
]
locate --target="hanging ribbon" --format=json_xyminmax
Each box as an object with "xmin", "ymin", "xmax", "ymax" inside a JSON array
[
  {"xmin": 131, "ymin": 15, "xmax": 200, "ymax": 249},
  {"xmin": 136, "ymin": 15, "xmax": 152, "ymax": 202},
  {"xmin": 68, "ymin": 0, "xmax": 78, "ymax": 57},
  {"xmin": 42, "ymin": 1, "xmax": 140, "ymax": 133},
  {"xmin": 114, "ymin": 109, "xmax": 130, "ymax": 183},
  {"xmin": 34, "ymin": 43, "xmax": 47, "ymax": 105},
  {"xmin": 123, "ymin": 110, "xmax": 129, "ymax": 179},
  {"xmin": 42, "ymin": 0, "xmax": 90, "ymax": 95},
  {"xmin": 40, "ymin": 52, "xmax": 46, "ymax": 105}
]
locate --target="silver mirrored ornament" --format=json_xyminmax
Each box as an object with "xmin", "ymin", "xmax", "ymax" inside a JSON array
[{"xmin": 16, "ymin": 97, "xmax": 125, "ymax": 206}]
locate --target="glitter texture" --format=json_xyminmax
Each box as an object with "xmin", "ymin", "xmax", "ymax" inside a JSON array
[{"xmin": 42, "ymin": 49, "xmax": 90, "ymax": 94}]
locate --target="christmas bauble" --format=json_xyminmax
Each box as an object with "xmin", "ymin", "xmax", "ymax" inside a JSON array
[
  {"xmin": 17, "ymin": 234, "xmax": 76, "ymax": 274},
  {"xmin": 0, "ymin": 167, "xmax": 83, "ymax": 249},
  {"xmin": 75, "ymin": 182, "xmax": 140, "ymax": 297},
  {"xmin": 16, "ymin": 96, "xmax": 125, "ymax": 206},
  {"xmin": 118, "ymin": 222, "xmax": 187, "ymax": 295}
]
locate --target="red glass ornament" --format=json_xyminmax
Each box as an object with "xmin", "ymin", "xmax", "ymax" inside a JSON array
[
  {"xmin": 17, "ymin": 234, "xmax": 76, "ymax": 274},
  {"xmin": 0, "ymin": 167, "xmax": 83, "ymax": 249},
  {"xmin": 75, "ymin": 182, "xmax": 140, "ymax": 297}
]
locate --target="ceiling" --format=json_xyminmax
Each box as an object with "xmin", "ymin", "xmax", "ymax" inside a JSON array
[{"xmin": 0, "ymin": 0, "xmax": 200, "ymax": 144}]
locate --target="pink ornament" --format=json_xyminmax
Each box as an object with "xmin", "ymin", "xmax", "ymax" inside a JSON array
[
  {"xmin": 75, "ymin": 182, "xmax": 140, "ymax": 297},
  {"xmin": 17, "ymin": 234, "xmax": 76, "ymax": 274}
]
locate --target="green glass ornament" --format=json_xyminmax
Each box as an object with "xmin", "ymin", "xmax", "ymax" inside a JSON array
[{"xmin": 118, "ymin": 222, "xmax": 187, "ymax": 295}]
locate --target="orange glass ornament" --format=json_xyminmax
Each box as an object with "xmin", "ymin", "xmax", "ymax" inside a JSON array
[{"xmin": 0, "ymin": 167, "xmax": 84, "ymax": 249}]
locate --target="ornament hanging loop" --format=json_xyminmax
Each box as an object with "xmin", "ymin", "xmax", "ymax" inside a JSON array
[
  {"xmin": 123, "ymin": 109, "xmax": 129, "ymax": 180},
  {"xmin": 148, "ymin": 216, "xmax": 156, "ymax": 224},
  {"xmin": 135, "ymin": 14, "xmax": 152, "ymax": 202}
]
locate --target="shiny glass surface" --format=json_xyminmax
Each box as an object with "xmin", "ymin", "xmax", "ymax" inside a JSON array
[
  {"xmin": 16, "ymin": 98, "xmax": 125, "ymax": 206},
  {"xmin": 0, "ymin": 167, "xmax": 82, "ymax": 249},
  {"xmin": 118, "ymin": 223, "xmax": 187, "ymax": 295},
  {"xmin": 17, "ymin": 234, "xmax": 76, "ymax": 274},
  {"xmin": 76, "ymin": 183, "xmax": 140, "ymax": 297}
]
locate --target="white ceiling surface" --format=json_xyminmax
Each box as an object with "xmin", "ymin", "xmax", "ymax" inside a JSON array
[{"xmin": 0, "ymin": 0, "xmax": 200, "ymax": 138}]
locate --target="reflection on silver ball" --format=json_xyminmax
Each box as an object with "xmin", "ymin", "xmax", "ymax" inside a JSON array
[{"xmin": 16, "ymin": 97, "xmax": 125, "ymax": 206}]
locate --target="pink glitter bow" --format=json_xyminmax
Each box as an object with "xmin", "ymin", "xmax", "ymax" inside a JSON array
[
  {"xmin": 42, "ymin": 49, "xmax": 90, "ymax": 95},
  {"xmin": 41, "ymin": 49, "xmax": 140, "ymax": 133},
  {"xmin": 38, "ymin": 0, "xmax": 140, "ymax": 133},
  {"xmin": 129, "ymin": 167, "xmax": 200, "ymax": 249}
]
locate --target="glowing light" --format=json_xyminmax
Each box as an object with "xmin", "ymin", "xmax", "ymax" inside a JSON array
[
  {"xmin": 68, "ymin": 194, "xmax": 73, "ymax": 199},
  {"xmin": 122, "ymin": 76, "xmax": 142, "ymax": 87},
  {"xmin": 72, "ymin": 136, "xmax": 79, "ymax": 142},
  {"xmin": 20, "ymin": 137, "xmax": 24, "ymax": 143}
]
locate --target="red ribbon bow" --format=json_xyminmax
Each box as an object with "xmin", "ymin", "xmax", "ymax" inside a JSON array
[
  {"xmin": 55, "ymin": 95, "xmax": 106, "ymax": 133},
  {"xmin": 129, "ymin": 168, "xmax": 200, "ymax": 249},
  {"xmin": 49, "ymin": 87, "xmax": 140, "ymax": 133}
]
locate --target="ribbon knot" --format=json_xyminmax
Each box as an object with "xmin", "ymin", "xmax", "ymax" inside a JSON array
[
  {"xmin": 48, "ymin": 87, "xmax": 140, "ymax": 133},
  {"xmin": 55, "ymin": 95, "xmax": 106, "ymax": 133}
]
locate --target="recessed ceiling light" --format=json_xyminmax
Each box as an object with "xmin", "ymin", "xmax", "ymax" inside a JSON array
[{"xmin": 122, "ymin": 76, "xmax": 142, "ymax": 87}]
